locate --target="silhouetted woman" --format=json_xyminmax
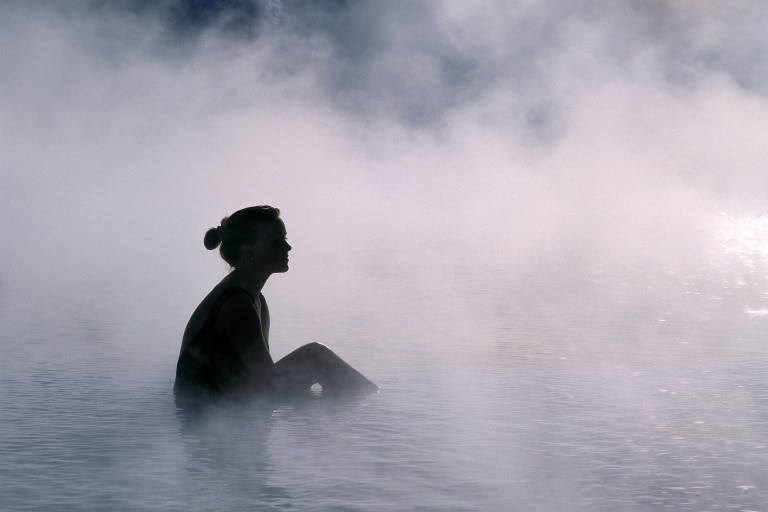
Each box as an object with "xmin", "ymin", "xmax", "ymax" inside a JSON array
[{"xmin": 174, "ymin": 206, "xmax": 377, "ymax": 404}]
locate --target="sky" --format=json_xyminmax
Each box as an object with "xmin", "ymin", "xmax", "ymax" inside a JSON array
[{"xmin": 2, "ymin": 0, "xmax": 768, "ymax": 336}]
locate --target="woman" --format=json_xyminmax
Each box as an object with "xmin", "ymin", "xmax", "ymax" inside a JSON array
[{"xmin": 174, "ymin": 205, "xmax": 377, "ymax": 403}]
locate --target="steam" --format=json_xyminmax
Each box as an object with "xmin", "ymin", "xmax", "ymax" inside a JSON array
[{"xmin": 1, "ymin": 0, "xmax": 767, "ymax": 340}]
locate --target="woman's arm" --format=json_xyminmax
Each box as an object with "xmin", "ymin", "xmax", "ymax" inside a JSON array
[{"xmin": 216, "ymin": 293, "xmax": 276, "ymax": 387}]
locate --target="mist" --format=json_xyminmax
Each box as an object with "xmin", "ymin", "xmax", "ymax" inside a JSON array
[
  {"xmin": 2, "ymin": 0, "xmax": 768, "ymax": 364},
  {"xmin": 5, "ymin": 3, "xmax": 768, "ymax": 509}
]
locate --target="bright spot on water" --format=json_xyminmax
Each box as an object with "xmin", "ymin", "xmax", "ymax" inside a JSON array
[
  {"xmin": 717, "ymin": 210, "xmax": 768, "ymax": 266},
  {"xmin": 713, "ymin": 209, "xmax": 768, "ymax": 316}
]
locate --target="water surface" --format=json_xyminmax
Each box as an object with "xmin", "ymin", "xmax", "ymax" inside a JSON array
[{"xmin": 3, "ymin": 243, "xmax": 768, "ymax": 511}]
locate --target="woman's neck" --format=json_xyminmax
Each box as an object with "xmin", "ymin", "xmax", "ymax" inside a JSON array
[{"xmin": 227, "ymin": 267, "xmax": 270, "ymax": 297}]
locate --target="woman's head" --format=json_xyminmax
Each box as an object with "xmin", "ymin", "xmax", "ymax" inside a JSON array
[{"xmin": 204, "ymin": 206, "xmax": 288, "ymax": 269}]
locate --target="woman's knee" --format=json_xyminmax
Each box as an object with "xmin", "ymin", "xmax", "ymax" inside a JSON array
[{"xmin": 299, "ymin": 342, "xmax": 331, "ymax": 355}]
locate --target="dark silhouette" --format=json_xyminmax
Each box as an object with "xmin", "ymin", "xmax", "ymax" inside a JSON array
[{"xmin": 174, "ymin": 205, "xmax": 377, "ymax": 405}]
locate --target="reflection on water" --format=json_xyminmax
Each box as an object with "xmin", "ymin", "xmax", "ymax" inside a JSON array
[{"xmin": 2, "ymin": 215, "xmax": 768, "ymax": 511}]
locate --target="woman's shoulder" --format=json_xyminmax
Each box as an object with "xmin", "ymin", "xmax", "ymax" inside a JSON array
[
  {"xmin": 200, "ymin": 277, "xmax": 255, "ymax": 306},
  {"xmin": 182, "ymin": 284, "xmax": 255, "ymax": 342},
  {"xmin": 216, "ymin": 288, "xmax": 258, "ymax": 322},
  {"xmin": 213, "ymin": 285, "xmax": 255, "ymax": 305}
]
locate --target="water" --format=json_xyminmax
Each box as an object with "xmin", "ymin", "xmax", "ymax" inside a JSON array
[
  {"xmin": 3, "ymin": 220, "xmax": 768, "ymax": 511},
  {"xmin": 3, "ymin": 1, "xmax": 768, "ymax": 509}
]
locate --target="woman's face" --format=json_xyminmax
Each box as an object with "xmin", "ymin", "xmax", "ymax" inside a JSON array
[{"xmin": 244, "ymin": 219, "xmax": 291, "ymax": 273}]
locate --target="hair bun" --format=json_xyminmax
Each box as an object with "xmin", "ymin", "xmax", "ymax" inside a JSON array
[{"xmin": 203, "ymin": 227, "xmax": 221, "ymax": 250}]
